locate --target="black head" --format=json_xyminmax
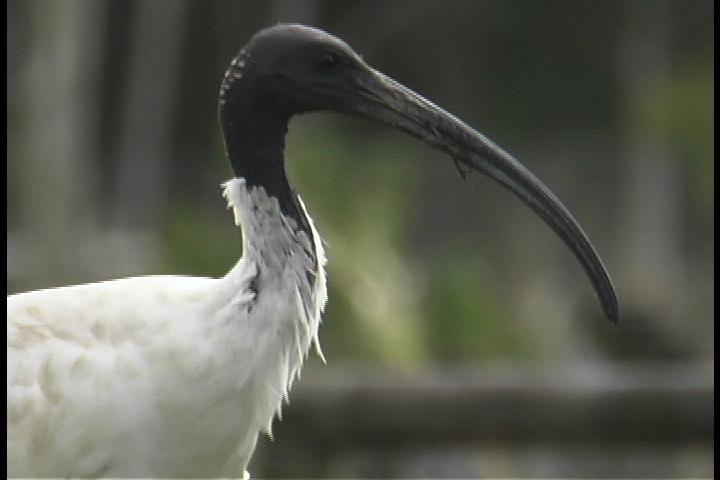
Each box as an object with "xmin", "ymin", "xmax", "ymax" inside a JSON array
[
  {"xmin": 217, "ymin": 24, "xmax": 380, "ymax": 237},
  {"xmin": 218, "ymin": 24, "xmax": 619, "ymax": 323},
  {"xmin": 219, "ymin": 24, "xmax": 370, "ymax": 118}
]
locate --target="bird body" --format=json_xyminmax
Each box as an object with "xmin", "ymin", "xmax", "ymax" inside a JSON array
[
  {"xmin": 8, "ymin": 178, "xmax": 326, "ymax": 477},
  {"xmin": 8, "ymin": 24, "xmax": 616, "ymax": 477}
]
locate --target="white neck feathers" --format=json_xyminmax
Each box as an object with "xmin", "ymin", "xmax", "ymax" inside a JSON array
[{"xmin": 222, "ymin": 176, "xmax": 327, "ymax": 372}]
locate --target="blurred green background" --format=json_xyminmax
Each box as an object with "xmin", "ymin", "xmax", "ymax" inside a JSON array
[{"xmin": 7, "ymin": 0, "xmax": 713, "ymax": 478}]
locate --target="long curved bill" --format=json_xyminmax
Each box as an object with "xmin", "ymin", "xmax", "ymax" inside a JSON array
[{"xmin": 350, "ymin": 68, "xmax": 619, "ymax": 323}]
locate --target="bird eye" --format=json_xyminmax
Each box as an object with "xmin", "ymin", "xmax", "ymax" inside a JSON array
[{"xmin": 317, "ymin": 51, "xmax": 341, "ymax": 68}]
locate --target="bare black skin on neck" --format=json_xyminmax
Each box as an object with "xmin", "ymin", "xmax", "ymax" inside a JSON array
[{"xmin": 219, "ymin": 55, "xmax": 312, "ymax": 237}]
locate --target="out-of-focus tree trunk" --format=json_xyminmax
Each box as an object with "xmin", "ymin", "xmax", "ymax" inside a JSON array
[
  {"xmin": 112, "ymin": 0, "xmax": 188, "ymax": 229},
  {"xmin": 9, "ymin": 0, "xmax": 104, "ymax": 290},
  {"xmin": 617, "ymin": 1, "xmax": 687, "ymax": 336}
]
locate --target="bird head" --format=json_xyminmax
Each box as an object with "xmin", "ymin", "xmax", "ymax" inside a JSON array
[{"xmin": 219, "ymin": 24, "xmax": 619, "ymax": 323}]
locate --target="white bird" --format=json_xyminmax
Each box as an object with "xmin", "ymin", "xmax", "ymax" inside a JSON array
[{"xmin": 7, "ymin": 24, "xmax": 618, "ymax": 478}]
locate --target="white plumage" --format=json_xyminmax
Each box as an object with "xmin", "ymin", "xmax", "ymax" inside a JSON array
[{"xmin": 7, "ymin": 178, "xmax": 327, "ymax": 477}]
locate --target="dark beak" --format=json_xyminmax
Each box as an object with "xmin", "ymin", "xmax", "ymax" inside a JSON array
[{"xmin": 348, "ymin": 68, "xmax": 619, "ymax": 323}]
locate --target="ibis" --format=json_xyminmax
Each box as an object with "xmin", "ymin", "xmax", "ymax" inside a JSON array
[{"xmin": 7, "ymin": 24, "xmax": 618, "ymax": 477}]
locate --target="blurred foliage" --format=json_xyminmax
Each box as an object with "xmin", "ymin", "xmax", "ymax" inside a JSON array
[
  {"xmin": 422, "ymin": 246, "xmax": 534, "ymax": 360},
  {"xmin": 160, "ymin": 200, "xmax": 240, "ymax": 278},
  {"xmin": 288, "ymin": 118, "xmax": 429, "ymax": 367},
  {"xmin": 638, "ymin": 56, "xmax": 714, "ymax": 214}
]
